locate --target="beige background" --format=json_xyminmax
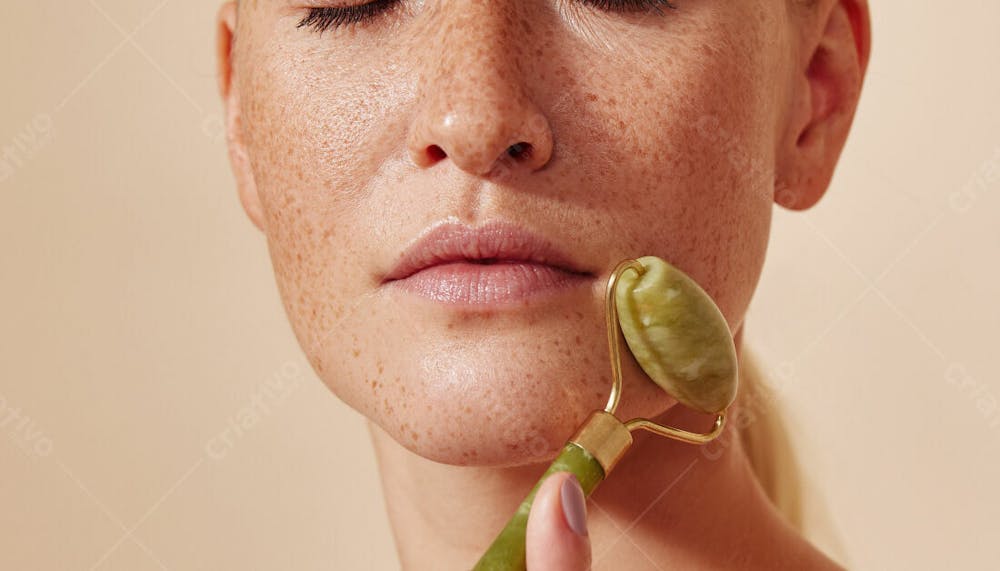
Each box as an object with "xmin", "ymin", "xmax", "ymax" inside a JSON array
[{"xmin": 2, "ymin": 1, "xmax": 998, "ymax": 569}]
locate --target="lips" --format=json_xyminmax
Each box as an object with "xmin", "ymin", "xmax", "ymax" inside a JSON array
[{"xmin": 382, "ymin": 220, "xmax": 592, "ymax": 283}]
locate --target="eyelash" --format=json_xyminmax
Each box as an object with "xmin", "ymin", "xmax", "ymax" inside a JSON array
[{"xmin": 297, "ymin": 0, "xmax": 678, "ymax": 34}]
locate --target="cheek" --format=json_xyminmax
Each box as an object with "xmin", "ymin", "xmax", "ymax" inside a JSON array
[
  {"xmin": 238, "ymin": 42, "xmax": 411, "ymax": 374},
  {"xmin": 562, "ymin": 16, "xmax": 777, "ymax": 333}
]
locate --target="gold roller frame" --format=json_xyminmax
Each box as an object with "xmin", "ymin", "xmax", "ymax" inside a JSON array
[{"xmin": 566, "ymin": 259, "xmax": 728, "ymax": 478}]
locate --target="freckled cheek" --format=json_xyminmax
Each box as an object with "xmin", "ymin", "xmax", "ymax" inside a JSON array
[
  {"xmin": 614, "ymin": 60, "xmax": 772, "ymax": 326},
  {"xmin": 243, "ymin": 60, "xmax": 383, "ymax": 201},
  {"xmin": 242, "ymin": 73, "xmax": 384, "ymax": 297},
  {"xmin": 240, "ymin": 113, "xmax": 365, "ymax": 360}
]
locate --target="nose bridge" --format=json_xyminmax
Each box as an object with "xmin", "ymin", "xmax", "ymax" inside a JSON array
[{"xmin": 407, "ymin": 2, "xmax": 553, "ymax": 176}]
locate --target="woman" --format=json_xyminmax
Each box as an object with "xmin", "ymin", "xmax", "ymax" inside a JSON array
[{"xmin": 215, "ymin": 0, "xmax": 870, "ymax": 568}]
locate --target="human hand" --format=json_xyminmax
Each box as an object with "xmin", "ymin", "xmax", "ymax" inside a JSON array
[{"xmin": 525, "ymin": 471, "xmax": 592, "ymax": 570}]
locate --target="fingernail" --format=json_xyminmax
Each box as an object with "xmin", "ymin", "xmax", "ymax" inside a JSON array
[{"xmin": 560, "ymin": 474, "xmax": 588, "ymax": 536}]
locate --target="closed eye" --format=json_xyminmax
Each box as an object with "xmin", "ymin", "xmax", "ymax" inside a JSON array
[
  {"xmin": 297, "ymin": 0, "xmax": 677, "ymax": 34},
  {"xmin": 297, "ymin": 0, "xmax": 403, "ymax": 33}
]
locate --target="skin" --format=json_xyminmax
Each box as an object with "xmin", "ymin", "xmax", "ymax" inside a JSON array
[{"xmin": 217, "ymin": 0, "xmax": 871, "ymax": 568}]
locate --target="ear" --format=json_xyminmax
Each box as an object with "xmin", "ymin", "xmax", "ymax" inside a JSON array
[
  {"xmin": 775, "ymin": 0, "xmax": 872, "ymax": 211},
  {"xmin": 217, "ymin": 1, "xmax": 265, "ymax": 231}
]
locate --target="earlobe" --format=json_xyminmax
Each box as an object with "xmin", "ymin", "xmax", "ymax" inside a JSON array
[
  {"xmin": 775, "ymin": 0, "xmax": 871, "ymax": 211},
  {"xmin": 216, "ymin": 1, "xmax": 266, "ymax": 231}
]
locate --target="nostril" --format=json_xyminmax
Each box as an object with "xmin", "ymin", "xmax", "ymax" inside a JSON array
[
  {"xmin": 427, "ymin": 144, "xmax": 447, "ymax": 162},
  {"xmin": 506, "ymin": 142, "xmax": 532, "ymax": 160}
]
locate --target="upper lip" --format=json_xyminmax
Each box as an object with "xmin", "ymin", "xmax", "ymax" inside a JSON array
[{"xmin": 382, "ymin": 220, "xmax": 592, "ymax": 282}]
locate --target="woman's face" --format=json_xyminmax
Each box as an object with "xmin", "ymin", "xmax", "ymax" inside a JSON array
[{"xmin": 226, "ymin": 0, "xmax": 800, "ymax": 466}]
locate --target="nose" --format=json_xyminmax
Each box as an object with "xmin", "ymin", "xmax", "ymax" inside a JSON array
[{"xmin": 406, "ymin": 5, "xmax": 554, "ymax": 178}]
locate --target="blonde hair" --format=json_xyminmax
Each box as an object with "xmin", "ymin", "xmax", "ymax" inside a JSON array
[
  {"xmin": 734, "ymin": 348, "xmax": 852, "ymax": 566},
  {"xmin": 734, "ymin": 348, "xmax": 805, "ymax": 531}
]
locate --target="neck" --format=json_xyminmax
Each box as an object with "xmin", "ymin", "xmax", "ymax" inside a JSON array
[{"xmin": 367, "ymin": 330, "xmax": 836, "ymax": 569}]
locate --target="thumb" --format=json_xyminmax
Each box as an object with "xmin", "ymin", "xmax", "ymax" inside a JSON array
[{"xmin": 525, "ymin": 472, "xmax": 592, "ymax": 571}]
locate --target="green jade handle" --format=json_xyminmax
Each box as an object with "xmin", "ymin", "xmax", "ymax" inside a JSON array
[{"xmin": 472, "ymin": 411, "xmax": 631, "ymax": 571}]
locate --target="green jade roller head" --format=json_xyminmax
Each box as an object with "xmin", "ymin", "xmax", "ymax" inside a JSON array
[{"xmin": 472, "ymin": 256, "xmax": 739, "ymax": 571}]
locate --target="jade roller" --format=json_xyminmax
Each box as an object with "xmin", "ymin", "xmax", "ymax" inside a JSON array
[{"xmin": 472, "ymin": 256, "xmax": 739, "ymax": 570}]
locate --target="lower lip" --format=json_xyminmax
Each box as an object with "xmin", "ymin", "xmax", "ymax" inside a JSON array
[{"xmin": 384, "ymin": 261, "xmax": 593, "ymax": 306}]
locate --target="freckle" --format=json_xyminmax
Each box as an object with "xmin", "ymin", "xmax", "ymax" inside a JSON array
[
  {"xmin": 411, "ymin": 431, "xmax": 419, "ymax": 441},
  {"xmin": 377, "ymin": 361, "xmax": 384, "ymax": 374},
  {"xmin": 554, "ymin": 339, "xmax": 560, "ymax": 347},
  {"xmin": 464, "ymin": 406, "xmax": 472, "ymax": 413},
  {"xmin": 352, "ymin": 349, "xmax": 360, "ymax": 358},
  {"xmin": 526, "ymin": 373, "xmax": 533, "ymax": 380}
]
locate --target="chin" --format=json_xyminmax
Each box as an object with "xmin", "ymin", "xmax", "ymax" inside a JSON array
[
  {"xmin": 375, "ymin": 408, "xmax": 579, "ymax": 468},
  {"xmin": 377, "ymin": 362, "xmax": 604, "ymax": 466},
  {"xmin": 347, "ymin": 345, "xmax": 676, "ymax": 468}
]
